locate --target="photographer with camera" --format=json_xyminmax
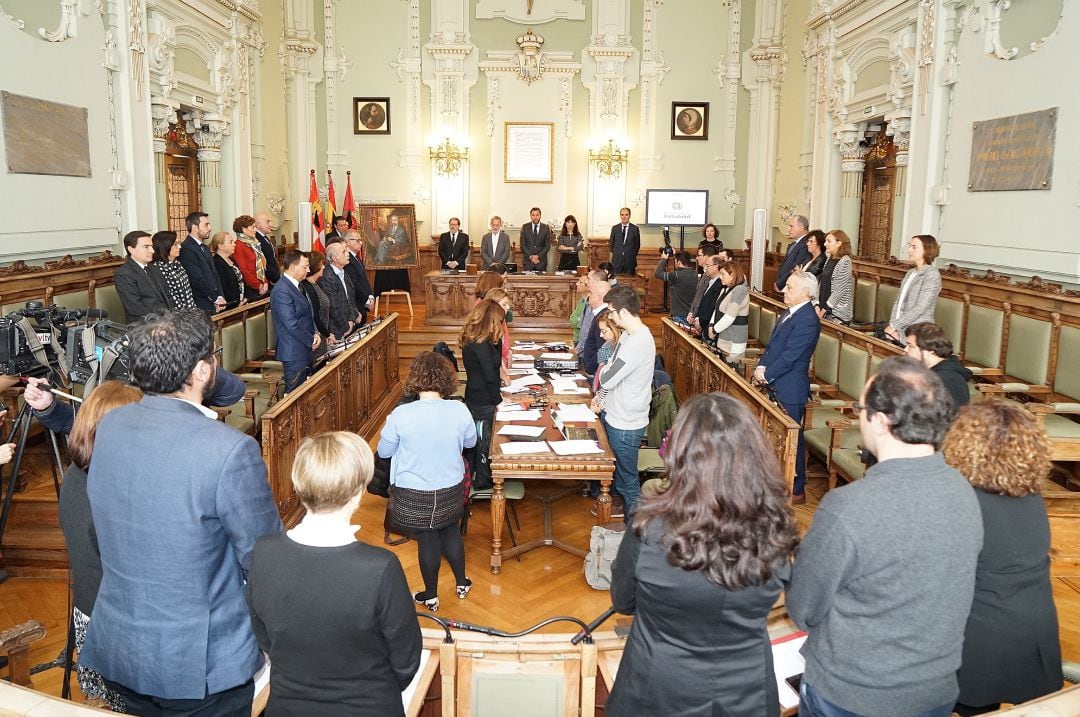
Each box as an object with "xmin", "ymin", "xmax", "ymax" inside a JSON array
[{"xmin": 653, "ymin": 247, "xmax": 697, "ymax": 323}]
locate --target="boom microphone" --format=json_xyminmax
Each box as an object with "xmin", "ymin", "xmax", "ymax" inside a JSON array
[{"xmin": 570, "ymin": 606, "xmax": 617, "ymax": 645}]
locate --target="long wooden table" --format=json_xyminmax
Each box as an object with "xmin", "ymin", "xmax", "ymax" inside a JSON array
[
  {"xmin": 424, "ymin": 270, "xmax": 580, "ymax": 328},
  {"xmin": 660, "ymin": 318, "xmax": 801, "ymax": 493},
  {"xmin": 261, "ymin": 315, "xmax": 401, "ymax": 527},
  {"xmin": 488, "ymin": 354, "xmax": 615, "ymax": 573}
]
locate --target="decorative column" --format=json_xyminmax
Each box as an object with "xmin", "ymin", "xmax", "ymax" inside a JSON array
[
  {"xmin": 742, "ymin": 0, "xmax": 787, "ymax": 239},
  {"xmin": 322, "ymin": 0, "xmax": 353, "ymax": 179},
  {"xmin": 633, "ymin": 0, "xmax": 669, "ymax": 209},
  {"xmin": 887, "ymin": 112, "xmax": 911, "ymax": 253},
  {"xmin": 423, "ymin": 0, "xmax": 477, "ymax": 235},
  {"xmin": 390, "ymin": 0, "xmax": 426, "ymax": 207},
  {"xmin": 280, "ymin": 0, "xmax": 321, "ymax": 218},
  {"xmin": 186, "ymin": 110, "xmax": 229, "ymax": 227},
  {"xmin": 836, "ymin": 124, "xmax": 866, "ymax": 251},
  {"xmin": 581, "ymin": 0, "xmax": 636, "ymax": 237},
  {"xmin": 150, "ymin": 98, "xmax": 177, "ymax": 228}
]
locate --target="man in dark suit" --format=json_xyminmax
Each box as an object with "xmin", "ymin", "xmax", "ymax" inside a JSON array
[
  {"xmin": 114, "ymin": 230, "xmax": 170, "ymax": 324},
  {"xmin": 319, "ymin": 241, "xmax": 362, "ymax": 337},
  {"xmin": 80, "ymin": 309, "xmax": 282, "ymax": 713},
  {"xmin": 609, "ymin": 207, "xmax": 641, "ymax": 276},
  {"xmin": 520, "ymin": 207, "xmax": 551, "ymax": 272},
  {"xmin": 253, "ymin": 213, "xmax": 281, "ymax": 285},
  {"xmin": 343, "ymin": 230, "xmax": 374, "ymax": 322},
  {"xmin": 178, "ymin": 211, "xmax": 226, "ymax": 312},
  {"xmin": 271, "ymin": 251, "xmax": 322, "ymax": 393},
  {"xmin": 753, "ymin": 271, "xmax": 822, "ymax": 503},
  {"xmin": 326, "ymin": 216, "xmax": 350, "ymax": 244},
  {"xmin": 480, "ymin": 216, "xmax": 511, "ymax": 270},
  {"xmin": 581, "ymin": 270, "xmax": 612, "ymax": 376},
  {"xmin": 774, "ymin": 214, "xmax": 812, "ymax": 292},
  {"xmin": 692, "ymin": 255, "xmax": 726, "ymax": 340},
  {"xmin": 438, "ymin": 217, "xmax": 470, "ymax": 270}
]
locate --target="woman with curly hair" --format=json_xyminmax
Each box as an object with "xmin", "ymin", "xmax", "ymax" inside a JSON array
[
  {"xmin": 942, "ymin": 400, "xmax": 1063, "ymax": 715},
  {"xmin": 607, "ymin": 393, "xmax": 799, "ymax": 715},
  {"xmin": 377, "ymin": 352, "xmax": 477, "ymax": 612},
  {"xmin": 232, "ymin": 214, "xmax": 269, "ymax": 301}
]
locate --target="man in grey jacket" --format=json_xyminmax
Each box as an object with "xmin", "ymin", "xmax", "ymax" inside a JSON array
[{"xmin": 787, "ymin": 356, "xmax": 982, "ymax": 717}]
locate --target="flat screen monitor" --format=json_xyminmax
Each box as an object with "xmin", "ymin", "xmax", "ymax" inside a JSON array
[{"xmin": 644, "ymin": 189, "xmax": 709, "ymax": 227}]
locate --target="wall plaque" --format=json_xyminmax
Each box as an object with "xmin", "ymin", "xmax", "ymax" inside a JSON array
[
  {"xmin": 1, "ymin": 91, "xmax": 92, "ymax": 177},
  {"xmin": 968, "ymin": 108, "xmax": 1056, "ymax": 192}
]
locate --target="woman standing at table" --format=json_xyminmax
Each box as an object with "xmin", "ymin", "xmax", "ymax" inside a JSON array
[
  {"xmin": 378, "ymin": 353, "xmax": 477, "ymax": 612},
  {"xmin": 608, "ymin": 392, "xmax": 798, "ymax": 716},
  {"xmin": 557, "ymin": 215, "xmax": 584, "ymax": 272},
  {"xmin": 698, "ymin": 223, "xmax": 723, "ymax": 253},
  {"xmin": 460, "ymin": 299, "xmax": 507, "ymax": 494}
]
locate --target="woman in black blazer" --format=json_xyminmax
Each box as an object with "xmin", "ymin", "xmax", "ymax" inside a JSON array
[
  {"xmin": 608, "ymin": 393, "xmax": 799, "ymax": 716},
  {"xmin": 302, "ymin": 251, "xmax": 333, "ymax": 348},
  {"xmin": 210, "ymin": 231, "xmax": 246, "ymax": 308},
  {"xmin": 460, "ymin": 299, "xmax": 507, "ymax": 490},
  {"xmin": 248, "ymin": 431, "xmax": 422, "ymax": 716},
  {"xmin": 943, "ymin": 401, "xmax": 1063, "ymax": 715}
]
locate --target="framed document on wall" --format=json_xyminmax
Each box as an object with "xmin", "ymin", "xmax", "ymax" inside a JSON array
[{"xmin": 504, "ymin": 122, "xmax": 554, "ymax": 183}]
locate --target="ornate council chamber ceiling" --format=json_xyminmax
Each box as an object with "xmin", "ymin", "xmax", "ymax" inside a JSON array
[{"xmin": 475, "ymin": 0, "xmax": 585, "ymax": 24}]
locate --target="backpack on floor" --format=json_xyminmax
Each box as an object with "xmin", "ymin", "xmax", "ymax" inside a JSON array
[{"xmin": 584, "ymin": 524, "xmax": 625, "ymax": 590}]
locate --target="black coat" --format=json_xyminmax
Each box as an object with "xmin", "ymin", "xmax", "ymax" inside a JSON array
[
  {"xmin": 462, "ymin": 339, "xmax": 502, "ymax": 408},
  {"xmin": 114, "ymin": 258, "xmax": 170, "ymax": 324},
  {"xmin": 608, "ymin": 521, "xmax": 787, "ymax": 716},
  {"xmin": 932, "ymin": 355, "xmax": 973, "ymax": 411},
  {"xmin": 213, "ymin": 255, "xmax": 245, "ymax": 306},
  {"xmin": 957, "ymin": 490, "xmax": 1062, "ymax": 707}
]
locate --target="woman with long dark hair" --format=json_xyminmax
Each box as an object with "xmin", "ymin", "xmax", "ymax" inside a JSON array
[
  {"xmin": 556, "ymin": 214, "xmax": 584, "ymax": 272},
  {"xmin": 149, "ymin": 231, "xmax": 196, "ymax": 310},
  {"xmin": 378, "ymin": 353, "xmax": 477, "ymax": 612},
  {"xmin": 607, "ymin": 393, "xmax": 799, "ymax": 715},
  {"xmin": 460, "ymin": 299, "xmax": 507, "ymax": 493},
  {"xmin": 942, "ymin": 401, "xmax": 1063, "ymax": 715}
]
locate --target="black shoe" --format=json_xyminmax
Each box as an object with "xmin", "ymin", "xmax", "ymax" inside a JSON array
[
  {"xmin": 413, "ymin": 591, "xmax": 439, "ymax": 612},
  {"xmin": 456, "ymin": 578, "xmax": 473, "ymax": 599}
]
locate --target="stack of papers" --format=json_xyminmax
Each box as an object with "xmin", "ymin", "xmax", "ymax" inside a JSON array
[
  {"xmin": 553, "ymin": 403, "xmax": 597, "ymax": 422},
  {"xmin": 511, "ymin": 353, "xmax": 535, "ymax": 361},
  {"xmin": 500, "ymin": 374, "xmax": 546, "ymax": 393},
  {"xmin": 496, "ymin": 424, "xmax": 547, "ymax": 438},
  {"xmin": 500, "ymin": 441, "xmax": 551, "ymax": 455},
  {"xmin": 551, "ymin": 378, "xmax": 590, "ymax": 395},
  {"xmin": 511, "ymin": 361, "xmax": 536, "ymax": 369},
  {"xmin": 548, "ymin": 440, "xmax": 604, "ymax": 456},
  {"xmin": 512, "ymin": 341, "xmax": 541, "ymax": 350},
  {"xmin": 540, "ymin": 351, "xmax": 575, "ymax": 360},
  {"xmin": 495, "ymin": 408, "xmax": 542, "ymax": 422}
]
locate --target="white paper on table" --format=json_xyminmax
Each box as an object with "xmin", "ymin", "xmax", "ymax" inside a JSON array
[
  {"xmin": 509, "ymin": 368, "xmax": 539, "ymax": 376},
  {"xmin": 511, "ymin": 353, "xmax": 534, "ymax": 361},
  {"xmin": 497, "ymin": 424, "xmax": 547, "ymax": 438},
  {"xmin": 548, "ymin": 440, "xmax": 604, "ymax": 456},
  {"xmin": 513, "ymin": 342, "xmax": 541, "ymax": 349},
  {"xmin": 555, "ymin": 403, "xmax": 598, "ymax": 422},
  {"xmin": 539, "ymin": 352, "xmax": 575, "ymax": 360},
  {"xmin": 498, "ymin": 400, "xmax": 526, "ymax": 410},
  {"xmin": 496, "ymin": 409, "xmax": 542, "ymax": 422},
  {"xmin": 512, "ymin": 362, "xmax": 536, "ymax": 369},
  {"xmin": 552, "ymin": 381, "xmax": 590, "ymax": 395},
  {"xmin": 500, "ymin": 441, "xmax": 551, "ymax": 455},
  {"xmin": 772, "ymin": 632, "xmax": 807, "ymax": 709},
  {"xmin": 550, "ymin": 373, "xmax": 587, "ymax": 382}
]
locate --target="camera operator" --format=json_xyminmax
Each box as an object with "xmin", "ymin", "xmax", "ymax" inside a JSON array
[
  {"xmin": 653, "ymin": 249, "xmax": 697, "ymax": 323},
  {"xmin": 23, "ymin": 366, "xmax": 248, "ymax": 435}
]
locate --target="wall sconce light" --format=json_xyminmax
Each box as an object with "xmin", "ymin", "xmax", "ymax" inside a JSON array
[
  {"xmin": 428, "ymin": 137, "xmax": 469, "ymax": 176},
  {"xmin": 588, "ymin": 139, "xmax": 629, "ymax": 178}
]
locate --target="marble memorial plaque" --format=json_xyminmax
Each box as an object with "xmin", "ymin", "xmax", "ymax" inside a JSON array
[
  {"xmin": 2, "ymin": 91, "xmax": 92, "ymax": 177},
  {"xmin": 968, "ymin": 108, "xmax": 1055, "ymax": 192}
]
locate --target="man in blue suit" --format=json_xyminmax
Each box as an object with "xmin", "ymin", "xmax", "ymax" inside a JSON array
[
  {"xmin": 754, "ymin": 271, "xmax": 821, "ymax": 503},
  {"xmin": 81, "ymin": 308, "xmax": 282, "ymax": 714},
  {"xmin": 774, "ymin": 214, "xmax": 812, "ymax": 292},
  {"xmin": 271, "ymin": 250, "xmax": 322, "ymax": 393},
  {"xmin": 178, "ymin": 211, "xmax": 226, "ymax": 312}
]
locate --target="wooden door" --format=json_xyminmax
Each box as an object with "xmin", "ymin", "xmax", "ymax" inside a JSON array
[
  {"xmin": 858, "ymin": 132, "xmax": 897, "ymax": 262},
  {"xmin": 164, "ymin": 154, "xmax": 199, "ymax": 233}
]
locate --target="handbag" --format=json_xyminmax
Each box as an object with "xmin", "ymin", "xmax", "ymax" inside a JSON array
[{"xmin": 583, "ymin": 524, "xmax": 625, "ymax": 590}]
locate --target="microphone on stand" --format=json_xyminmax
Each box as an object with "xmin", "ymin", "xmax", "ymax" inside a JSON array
[{"xmin": 571, "ymin": 606, "xmax": 617, "ymax": 645}]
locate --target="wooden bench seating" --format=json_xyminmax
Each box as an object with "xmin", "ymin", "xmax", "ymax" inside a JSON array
[{"xmin": 211, "ymin": 298, "xmax": 283, "ymax": 435}]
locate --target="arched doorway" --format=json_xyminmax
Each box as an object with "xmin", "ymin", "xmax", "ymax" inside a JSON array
[
  {"xmin": 857, "ymin": 129, "xmax": 897, "ymax": 262},
  {"xmin": 164, "ymin": 110, "xmax": 201, "ymax": 234}
]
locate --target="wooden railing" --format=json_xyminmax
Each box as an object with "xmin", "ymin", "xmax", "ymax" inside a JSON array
[
  {"xmin": 260, "ymin": 315, "xmax": 401, "ymax": 527},
  {"xmin": 660, "ymin": 318, "xmax": 800, "ymax": 493}
]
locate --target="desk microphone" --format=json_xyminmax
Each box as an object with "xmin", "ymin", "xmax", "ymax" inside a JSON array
[
  {"xmin": 444, "ymin": 618, "xmax": 502, "ymax": 637},
  {"xmin": 570, "ymin": 606, "xmax": 617, "ymax": 645}
]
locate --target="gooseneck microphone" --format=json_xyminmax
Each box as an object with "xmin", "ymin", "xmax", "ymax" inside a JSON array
[{"xmin": 570, "ymin": 606, "xmax": 617, "ymax": 645}]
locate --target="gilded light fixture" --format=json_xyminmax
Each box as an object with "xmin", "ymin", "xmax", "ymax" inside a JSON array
[
  {"xmin": 588, "ymin": 139, "xmax": 629, "ymax": 178},
  {"xmin": 428, "ymin": 137, "xmax": 469, "ymax": 176}
]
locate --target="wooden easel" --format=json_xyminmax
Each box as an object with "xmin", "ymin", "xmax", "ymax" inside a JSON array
[{"xmin": 374, "ymin": 289, "xmax": 413, "ymax": 316}]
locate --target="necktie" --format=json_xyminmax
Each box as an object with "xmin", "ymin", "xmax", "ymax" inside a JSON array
[
  {"xmin": 622, "ymin": 225, "xmax": 628, "ymax": 245},
  {"xmin": 451, "ymin": 233, "xmax": 456, "ymax": 242},
  {"xmin": 534, "ymin": 224, "xmax": 539, "ymax": 235}
]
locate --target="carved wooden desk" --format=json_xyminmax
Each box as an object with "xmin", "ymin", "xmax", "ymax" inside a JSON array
[{"xmin": 424, "ymin": 270, "xmax": 579, "ymax": 328}]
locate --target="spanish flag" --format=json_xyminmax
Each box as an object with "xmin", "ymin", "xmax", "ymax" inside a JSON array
[
  {"xmin": 327, "ymin": 169, "xmax": 337, "ymax": 226},
  {"xmin": 309, "ymin": 169, "xmax": 325, "ymax": 253}
]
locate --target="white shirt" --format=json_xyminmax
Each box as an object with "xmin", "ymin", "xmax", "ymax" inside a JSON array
[
  {"xmin": 331, "ymin": 264, "xmax": 349, "ymax": 296},
  {"xmin": 287, "ymin": 511, "xmax": 359, "ymax": 547},
  {"xmin": 164, "ymin": 395, "xmax": 218, "ymax": 420},
  {"xmin": 283, "ymin": 273, "xmax": 301, "ymax": 290},
  {"xmin": 782, "ymin": 299, "xmax": 812, "ymax": 322}
]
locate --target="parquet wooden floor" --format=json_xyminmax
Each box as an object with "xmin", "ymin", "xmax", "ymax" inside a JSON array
[{"xmin": 4, "ymin": 303, "xmax": 1080, "ymax": 704}]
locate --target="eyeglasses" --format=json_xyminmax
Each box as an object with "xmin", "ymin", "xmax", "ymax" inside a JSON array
[
  {"xmin": 851, "ymin": 402, "xmax": 867, "ymax": 413},
  {"xmin": 210, "ymin": 347, "xmax": 224, "ymax": 361}
]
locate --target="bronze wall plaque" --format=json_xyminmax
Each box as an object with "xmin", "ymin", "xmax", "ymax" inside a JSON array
[
  {"xmin": 1, "ymin": 91, "xmax": 92, "ymax": 177},
  {"xmin": 968, "ymin": 108, "xmax": 1056, "ymax": 192}
]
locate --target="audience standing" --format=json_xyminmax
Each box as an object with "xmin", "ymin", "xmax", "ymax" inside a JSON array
[
  {"xmin": 816, "ymin": 229, "xmax": 853, "ymax": 324},
  {"xmin": 301, "ymin": 251, "xmax": 334, "ymax": 345},
  {"xmin": 608, "ymin": 393, "xmax": 798, "ymax": 715},
  {"xmin": 904, "ymin": 322, "xmax": 973, "ymax": 410},
  {"xmin": 271, "ymin": 251, "xmax": 321, "ymax": 393},
  {"xmin": 80, "ymin": 309, "xmax": 282, "ymax": 714},
  {"xmin": 698, "ymin": 223, "xmax": 723, "ymax": 253},
  {"xmin": 149, "ymin": 230, "xmax": 196, "ymax": 310},
  {"xmin": 480, "ymin": 216, "xmax": 511, "ymax": 270},
  {"xmin": 248, "ymin": 431, "xmax": 422, "ymax": 715},
  {"xmin": 319, "ymin": 242, "xmax": 362, "ymax": 338},
  {"xmin": 709, "ymin": 260, "xmax": 750, "ymax": 361},
  {"xmin": 252, "ymin": 213, "xmax": 281, "ymax": 285},
  {"xmin": 774, "ymin": 215, "xmax": 812, "ymax": 292},
  {"xmin": 753, "ymin": 271, "xmax": 821, "ymax": 503},
  {"xmin": 378, "ymin": 352, "xmax": 477, "ymax": 611},
  {"xmin": 520, "ymin": 207, "xmax": 551, "ymax": 272},
  {"xmin": 609, "ymin": 208, "xmax": 640, "ymax": 276},
  {"xmin": 691, "ymin": 255, "xmax": 726, "ymax": 342},
  {"xmin": 59, "ymin": 381, "xmax": 143, "ymax": 712},
  {"xmin": 114, "ymin": 230, "xmax": 170, "ymax": 324},
  {"xmin": 653, "ymin": 249, "xmax": 697, "ymax": 323},
  {"xmin": 232, "ymin": 215, "xmax": 270, "ymax": 301},
  {"xmin": 884, "ymin": 234, "xmax": 942, "ymax": 341},
  {"xmin": 800, "ymin": 230, "xmax": 828, "ymax": 275},
  {"xmin": 557, "ymin": 214, "xmax": 584, "ymax": 272},
  {"xmin": 942, "ymin": 400, "xmax": 1063, "ymax": 715},
  {"xmin": 788, "ymin": 356, "xmax": 982, "ymax": 717},
  {"xmin": 593, "ymin": 284, "xmax": 655, "ymax": 517},
  {"xmin": 581, "ymin": 270, "xmax": 612, "ymax": 377},
  {"xmin": 211, "ymin": 231, "xmax": 246, "ymax": 307},
  {"xmin": 569, "ymin": 273, "xmax": 590, "ymax": 345},
  {"xmin": 179, "ymin": 211, "xmax": 226, "ymax": 312},
  {"xmin": 438, "ymin": 217, "xmax": 469, "ymax": 270}
]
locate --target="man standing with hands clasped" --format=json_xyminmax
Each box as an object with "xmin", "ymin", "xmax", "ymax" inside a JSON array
[
  {"xmin": 271, "ymin": 250, "xmax": 322, "ymax": 393},
  {"xmin": 609, "ymin": 208, "xmax": 641, "ymax": 276},
  {"xmin": 520, "ymin": 207, "xmax": 551, "ymax": 272}
]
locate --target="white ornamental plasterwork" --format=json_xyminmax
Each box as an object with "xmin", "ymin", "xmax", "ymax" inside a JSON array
[
  {"xmin": 724, "ymin": 189, "xmax": 742, "ymax": 208},
  {"xmin": 486, "ymin": 74, "xmax": 501, "ymax": 137},
  {"xmin": 390, "ymin": 0, "xmax": 422, "ymax": 122},
  {"xmin": 475, "ymin": 0, "xmax": 585, "ymax": 24},
  {"xmin": 1030, "ymin": 5, "xmax": 1064, "ymax": 52},
  {"xmin": 147, "ymin": 12, "xmax": 176, "ymax": 99},
  {"xmin": 639, "ymin": 0, "xmax": 670, "ymax": 120},
  {"xmin": 2, "ymin": 7, "xmax": 25, "ymax": 29},
  {"xmin": 130, "ymin": 0, "xmax": 146, "ymax": 100},
  {"xmin": 424, "ymin": 39, "xmax": 473, "ymax": 122},
  {"xmin": 559, "ymin": 77, "xmax": 572, "ymax": 136},
  {"xmin": 39, "ymin": 0, "xmax": 78, "ymax": 42},
  {"xmin": 102, "ymin": 26, "xmax": 123, "ymax": 227},
  {"xmin": 186, "ymin": 110, "xmax": 229, "ymax": 162},
  {"xmin": 888, "ymin": 36, "xmax": 915, "ymax": 108},
  {"xmin": 514, "ymin": 28, "xmax": 547, "ymax": 84},
  {"xmin": 983, "ymin": 0, "xmax": 1017, "ymax": 60},
  {"xmin": 886, "ymin": 112, "xmax": 911, "ymax": 166}
]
